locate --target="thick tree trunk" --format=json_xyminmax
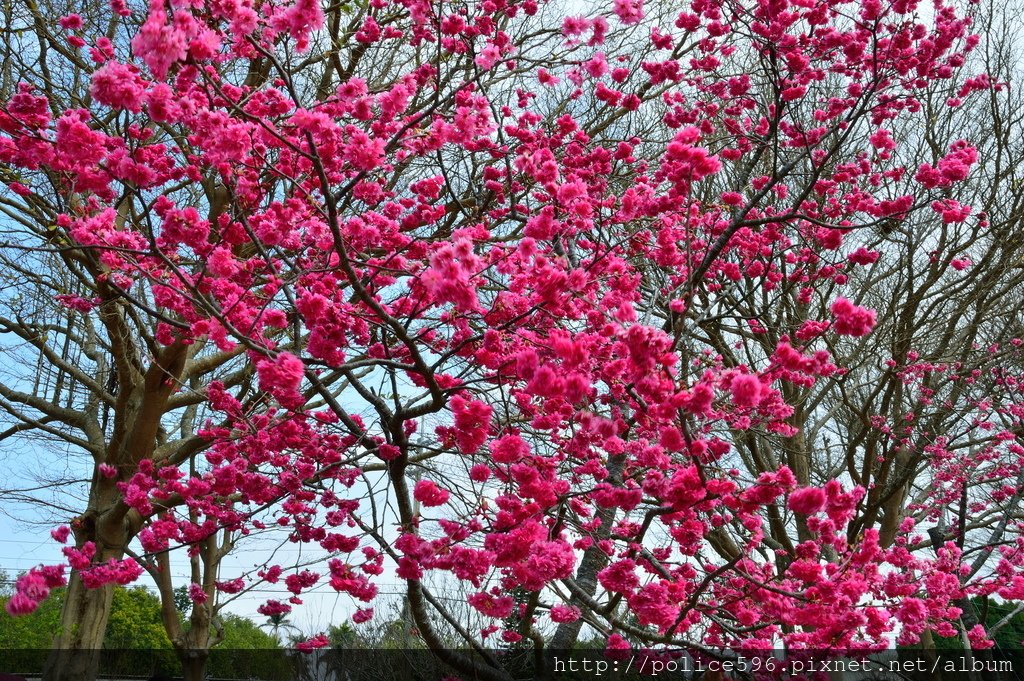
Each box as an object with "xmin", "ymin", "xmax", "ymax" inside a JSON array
[
  {"xmin": 41, "ymin": 342, "xmax": 190, "ymax": 681},
  {"xmin": 176, "ymin": 596, "xmax": 213, "ymax": 681},
  {"xmin": 178, "ymin": 649, "xmax": 210, "ymax": 681},
  {"xmin": 42, "ymin": 571, "xmax": 115, "ymax": 681},
  {"xmin": 43, "ymin": 482, "xmax": 128, "ymax": 681}
]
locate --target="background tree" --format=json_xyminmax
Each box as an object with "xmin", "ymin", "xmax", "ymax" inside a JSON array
[{"xmin": 262, "ymin": 610, "xmax": 299, "ymax": 645}]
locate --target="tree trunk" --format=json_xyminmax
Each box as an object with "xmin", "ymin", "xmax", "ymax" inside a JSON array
[
  {"xmin": 41, "ymin": 342, "xmax": 189, "ymax": 681},
  {"xmin": 549, "ymin": 455, "xmax": 626, "ymax": 656},
  {"xmin": 178, "ymin": 649, "xmax": 209, "ymax": 681},
  {"xmin": 42, "ymin": 571, "xmax": 115, "ymax": 681},
  {"xmin": 176, "ymin": 598, "xmax": 213, "ymax": 681},
  {"xmin": 43, "ymin": 475, "xmax": 132, "ymax": 681}
]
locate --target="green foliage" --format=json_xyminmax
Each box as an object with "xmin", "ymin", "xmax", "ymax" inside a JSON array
[
  {"xmin": 0, "ymin": 573, "xmax": 286, "ymax": 678},
  {"xmin": 0, "ymin": 583, "xmax": 177, "ymax": 676},
  {"xmin": 0, "ymin": 585, "xmax": 62, "ymax": 649},
  {"xmin": 896, "ymin": 597, "xmax": 1024, "ymax": 681},
  {"xmin": 982, "ymin": 600, "xmax": 1024, "ymax": 652},
  {"xmin": 103, "ymin": 586, "xmax": 177, "ymax": 677},
  {"xmin": 106, "ymin": 586, "xmax": 175, "ymax": 650},
  {"xmin": 327, "ymin": 622, "xmax": 365, "ymax": 649},
  {"xmin": 908, "ymin": 597, "xmax": 1024, "ymax": 651},
  {"xmin": 217, "ymin": 612, "xmax": 281, "ymax": 649},
  {"xmin": 173, "ymin": 584, "xmax": 192, "ymax": 616},
  {"xmin": 0, "ymin": 576, "xmax": 64, "ymax": 674},
  {"xmin": 262, "ymin": 611, "xmax": 300, "ymax": 645},
  {"xmin": 207, "ymin": 614, "xmax": 291, "ymax": 680}
]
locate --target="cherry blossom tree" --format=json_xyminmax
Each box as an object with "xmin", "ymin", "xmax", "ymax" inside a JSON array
[
  {"xmin": 0, "ymin": 1, "xmax": 309, "ymax": 678},
  {"xmin": 1, "ymin": 0, "xmax": 1020, "ymax": 678}
]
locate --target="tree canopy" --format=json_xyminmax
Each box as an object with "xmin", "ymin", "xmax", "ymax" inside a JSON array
[{"xmin": 0, "ymin": 0, "xmax": 1023, "ymax": 678}]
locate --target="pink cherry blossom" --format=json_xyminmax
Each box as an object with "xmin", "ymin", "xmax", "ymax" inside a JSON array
[
  {"xmin": 613, "ymin": 0, "xmax": 644, "ymax": 25},
  {"xmin": 789, "ymin": 487, "xmax": 827, "ymax": 515},
  {"xmin": 413, "ymin": 479, "xmax": 450, "ymax": 507},
  {"xmin": 830, "ymin": 297, "xmax": 877, "ymax": 337},
  {"xmin": 0, "ymin": 0, "xmax": 1008, "ymax": 672}
]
